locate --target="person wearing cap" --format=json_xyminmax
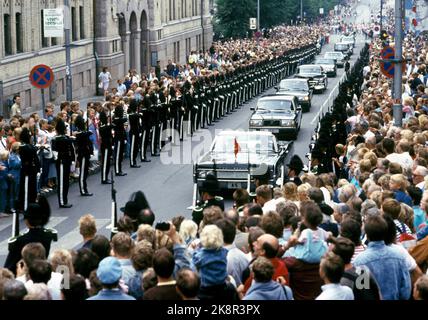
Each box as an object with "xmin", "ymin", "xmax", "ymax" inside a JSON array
[
  {"xmin": 4, "ymin": 196, "xmax": 56, "ymax": 273},
  {"xmin": 283, "ymin": 155, "xmax": 304, "ymax": 186},
  {"xmin": 87, "ymin": 257, "xmax": 135, "ymax": 300},
  {"xmin": 192, "ymin": 173, "xmax": 224, "ymax": 227}
]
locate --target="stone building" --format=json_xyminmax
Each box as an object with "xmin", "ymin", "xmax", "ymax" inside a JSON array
[{"xmin": 0, "ymin": 0, "xmax": 213, "ymax": 117}]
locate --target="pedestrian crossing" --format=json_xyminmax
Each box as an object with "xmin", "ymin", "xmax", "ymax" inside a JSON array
[{"xmin": 0, "ymin": 217, "xmax": 111, "ymax": 260}]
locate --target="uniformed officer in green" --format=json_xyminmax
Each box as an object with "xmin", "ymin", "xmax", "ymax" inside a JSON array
[
  {"xmin": 192, "ymin": 173, "xmax": 224, "ymax": 227},
  {"xmin": 4, "ymin": 195, "xmax": 57, "ymax": 273}
]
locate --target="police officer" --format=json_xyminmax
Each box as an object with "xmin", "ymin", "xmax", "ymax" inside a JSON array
[
  {"xmin": 192, "ymin": 173, "xmax": 225, "ymax": 227},
  {"xmin": 113, "ymin": 105, "xmax": 128, "ymax": 176},
  {"xmin": 99, "ymin": 111, "xmax": 113, "ymax": 184},
  {"xmin": 284, "ymin": 155, "xmax": 304, "ymax": 186},
  {"xmin": 51, "ymin": 120, "xmax": 74, "ymax": 208},
  {"xmin": 128, "ymin": 99, "xmax": 141, "ymax": 168},
  {"xmin": 74, "ymin": 115, "xmax": 94, "ymax": 196},
  {"xmin": 18, "ymin": 128, "xmax": 41, "ymax": 212},
  {"xmin": 4, "ymin": 195, "xmax": 57, "ymax": 273}
]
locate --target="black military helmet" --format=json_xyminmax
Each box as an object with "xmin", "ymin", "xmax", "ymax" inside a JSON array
[
  {"xmin": 199, "ymin": 173, "xmax": 220, "ymax": 195},
  {"xmin": 287, "ymin": 155, "xmax": 304, "ymax": 174},
  {"xmin": 24, "ymin": 196, "xmax": 51, "ymax": 227}
]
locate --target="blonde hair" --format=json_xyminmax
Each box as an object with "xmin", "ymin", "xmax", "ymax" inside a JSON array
[
  {"xmin": 0, "ymin": 150, "xmax": 9, "ymax": 161},
  {"xmin": 136, "ymin": 224, "xmax": 156, "ymax": 246},
  {"xmin": 49, "ymin": 249, "xmax": 74, "ymax": 274},
  {"xmin": 78, "ymin": 214, "xmax": 97, "ymax": 238},
  {"xmin": 363, "ymin": 152, "xmax": 378, "ymax": 168},
  {"xmin": 390, "ymin": 174, "xmax": 409, "ymax": 191},
  {"xmin": 11, "ymin": 142, "xmax": 21, "ymax": 152},
  {"xmin": 283, "ymin": 182, "xmax": 298, "ymax": 201},
  {"xmin": 200, "ymin": 225, "xmax": 224, "ymax": 250},
  {"xmin": 179, "ymin": 220, "xmax": 198, "ymax": 243}
]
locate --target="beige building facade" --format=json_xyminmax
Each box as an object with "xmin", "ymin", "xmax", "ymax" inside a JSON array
[{"xmin": 0, "ymin": 0, "xmax": 213, "ymax": 116}]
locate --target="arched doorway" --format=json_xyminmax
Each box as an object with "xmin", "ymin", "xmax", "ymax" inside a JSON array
[
  {"xmin": 141, "ymin": 11, "xmax": 149, "ymax": 74},
  {"xmin": 129, "ymin": 12, "xmax": 140, "ymax": 72}
]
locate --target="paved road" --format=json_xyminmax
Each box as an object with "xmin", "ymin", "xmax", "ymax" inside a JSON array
[{"xmin": 0, "ymin": 33, "xmax": 368, "ymax": 266}]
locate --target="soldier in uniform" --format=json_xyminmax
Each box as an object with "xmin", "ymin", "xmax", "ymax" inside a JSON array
[
  {"xmin": 158, "ymin": 87, "xmax": 169, "ymax": 150},
  {"xmin": 192, "ymin": 173, "xmax": 225, "ymax": 227},
  {"xmin": 168, "ymin": 86, "xmax": 180, "ymax": 144},
  {"xmin": 18, "ymin": 128, "xmax": 41, "ymax": 212},
  {"xmin": 74, "ymin": 115, "xmax": 94, "ymax": 196},
  {"xmin": 113, "ymin": 105, "xmax": 128, "ymax": 176},
  {"xmin": 284, "ymin": 155, "xmax": 304, "ymax": 186},
  {"xmin": 128, "ymin": 99, "xmax": 141, "ymax": 168},
  {"xmin": 4, "ymin": 195, "xmax": 57, "ymax": 273},
  {"xmin": 99, "ymin": 111, "xmax": 113, "ymax": 184},
  {"xmin": 51, "ymin": 120, "xmax": 74, "ymax": 208},
  {"xmin": 150, "ymin": 89, "xmax": 161, "ymax": 156},
  {"xmin": 139, "ymin": 94, "xmax": 152, "ymax": 162}
]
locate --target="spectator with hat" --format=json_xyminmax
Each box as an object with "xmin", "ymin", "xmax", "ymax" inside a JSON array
[{"xmin": 87, "ymin": 257, "xmax": 135, "ymax": 300}]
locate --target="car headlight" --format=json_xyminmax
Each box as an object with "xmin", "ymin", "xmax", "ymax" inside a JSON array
[
  {"xmin": 281, "ymin": 120, "xmax": 295, "ymax": 127},
  {"xmin": 197, "ymin": 170, "xmax": 210, "ymax": 179},
  {"xmin": 300, "ymin": 96, "xmax": 309, "ymax": 101},
  {"xmin": 250, "ymin": 120, "xmax": 263, "ymax": 127}
]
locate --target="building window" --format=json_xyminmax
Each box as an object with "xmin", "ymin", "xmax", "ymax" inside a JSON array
[
  {"xmin": 41, "ymin": 11, "xmax": 49, "ymax": 48},
  {"xmin": 169, "ymin": 0, "xmax": 172, "ymax": 21},
  {"xmin": 173, "ymin": 0, "xmax": 176, "ymax": 20},
  {"xmin": 4, "ymin": 14, "xmax": 12, "ymax": 55},
  {"xmin": 16, "ymin": 13, "xmax": 23, "ymax": 53},
  {"xmin": 186, "ymin": 38, "xmax": 191, "ymax": 56},
  {"xmin": 181, "ymin": 0, "xmax": 185, "ymax": 18},
  {"xmin": 79, "ymin": 6, "xmax": 85, "ymax": 39},
  {"xmin": 71, "ymin": 7, "xmax": 78, "ymax": 41},
  {"xmin": 174, "ymin": 41, "xmax": 180, "ymax": 63}
]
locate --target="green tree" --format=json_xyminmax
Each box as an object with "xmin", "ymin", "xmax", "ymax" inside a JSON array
[{"xmin": 215, "ymin": 0, "xmax": 257, "ymax": 39}]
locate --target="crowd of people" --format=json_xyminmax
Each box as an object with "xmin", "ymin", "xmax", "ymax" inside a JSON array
[
  {"xmin": 2, "ymin": 8, "xmax": 428, "ymax": 301},
  {"xmin": 0, "ymin": 24, "xmax": 325, "ymax": 215}
]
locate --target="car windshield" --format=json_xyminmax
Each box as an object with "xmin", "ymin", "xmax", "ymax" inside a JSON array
[
  {"xmin": 257, "ymin": 99, "xmax": 293, "ymax": 112},
  {"xmin": 335, "ymin": 44, "xmax": 349, "ymax": 50},
  {"xmin": 299, "ymin": 66, "xmax": 321, "ymax": 74},
  {"xmin": 212, "ymin": 134, "xmax": 276, "ymax": 153},
  {"xmin": 325, "ymin": 52, "xmax": 343, "ymax": 59},
  {"xmin": 279, "ymin": 81, "xmax": 308, "ymax": 91},
  {"xmin": 342, "ymin": 37, "xmax": 354, "ymax": 42},
  {"xmin": 315, "ymin": 59, "xmax": 335, "ymax": 65}
]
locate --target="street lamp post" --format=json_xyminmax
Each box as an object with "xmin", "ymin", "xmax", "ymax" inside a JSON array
[
  {"xmin": 393, "ymin": 0, "xmax": 403, "ymax": 127},
  {"xmin": 64, "ymin": 0, "xmax": 72, "ymax": 101},
  {"xmin": 301, "ymin": 0, "xmax": 303, "ymax": 24},
  {"xmin": 257, "ymin": 0, "xmax": 260, "ymax": 46}
]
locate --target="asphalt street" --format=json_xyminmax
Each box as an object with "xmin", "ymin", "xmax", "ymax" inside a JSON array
[{"xmin": 0, "ymin": 31, "xmax": 368, "ymax": 265}]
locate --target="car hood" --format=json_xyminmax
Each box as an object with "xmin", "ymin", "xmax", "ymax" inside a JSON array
[
  {"xmin": 251, "ymin": 113, "xmax": 295, "ymax": 120},
  {"xmin": 295, "ymin": 73, "xmax": 323, "ymax": 79},
  {"xmin": 317, "ymin": 64, "xmax": 335, "ymax": 69},
  {"xmin": 197, "ymin": 151, "xmax": 278, "ymax": 167},
  {"xmin": 277, "ymin": 90, "xmax": 308, "ymax": 97}
]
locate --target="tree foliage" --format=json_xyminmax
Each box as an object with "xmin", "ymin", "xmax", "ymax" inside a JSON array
[{"xmin": 214, "ymin": 0, "xmax": 341, "ymax": 39}]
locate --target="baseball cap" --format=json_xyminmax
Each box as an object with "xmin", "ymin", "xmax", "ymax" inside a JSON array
[{"xmin": 97, "ymin": 257, "xmax": 122, "ymax": 285}]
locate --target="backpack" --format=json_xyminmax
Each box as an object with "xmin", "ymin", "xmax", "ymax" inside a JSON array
[{"xmin": 396, "ymin": 222, "xmax": 417, "ymax": 249}]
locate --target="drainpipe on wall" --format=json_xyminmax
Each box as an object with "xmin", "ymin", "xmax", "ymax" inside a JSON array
[
  {"xmin": 201, "ymin": 0, "xmax": 205, "ymax": 52},
  {"xmin": 93, "ymin": 0, "xmax": 100, "ymax": 96}
]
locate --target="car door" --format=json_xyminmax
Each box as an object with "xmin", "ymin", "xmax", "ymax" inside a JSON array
[{"xmin": 294, "ymin": 97, "xmax": 302, "ymax": 129}]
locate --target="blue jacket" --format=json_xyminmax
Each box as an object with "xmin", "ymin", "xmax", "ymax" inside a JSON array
[
  {"xmin": 128, "ymin": 270, "xmax": 145, "ymax": 300},
  {"xmin": 8, "ymin": 152, "xmax": 21, "ymax": 181},
  {"xmin": 417, "ymin": 225, "xmax": 428, "ymax": 241},
  {"xmin": 394, "ymin": 190, "xmax": 413, "ymax": 207},
  {"xmin": 0, "ymin": 160, "xmax": 9, "ymax": 190},
  {"xmin": 87, "ymin": 289, "xmax": 136, "ymax": 301},
  {"xmin": 353, "ymin": 241, "xmax": 411, "ymax": 300},
  {"xmin": 173, "ymin": 244, "xmax": 194, "ymax": 277},
  {"xmin": 193, "ymin": 247, "xmax": 228, "ymax": 287},
  {"xmin": 244, "ymin": 281, "xmax": 293, "ymax": 300}
]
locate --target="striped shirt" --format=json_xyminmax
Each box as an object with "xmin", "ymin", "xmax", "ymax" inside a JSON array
[{"xmin": 394, "ymin": 220, "xmax": 413, "ymax": 242}]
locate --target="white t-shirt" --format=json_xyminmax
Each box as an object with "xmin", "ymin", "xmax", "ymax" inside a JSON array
[
  {"xmin": 385, "ymin": 152, "xmax": 413, "ymax": 170},
  {"xmin": 17, "ymin": 272, "xmax": 63, "ymax": 300},
  {"xmin": 298, "ymin": 227, "xmax": 329, "ymax": 244},
  {"xmin": 99, "ymin": 72, "xmax": 111, "ymax": 84}
]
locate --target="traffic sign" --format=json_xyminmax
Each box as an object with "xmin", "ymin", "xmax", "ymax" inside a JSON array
[
  {"xmin": 250, "ymin": 18, "xmax": 257, "ymax": 30},
  {"xmin": 380, "ymin": 46, "xmax": 405, "ymax": 79},
  {"xmin": 29, "ymin": 64, "xmax": 55, "ymax": 89}
]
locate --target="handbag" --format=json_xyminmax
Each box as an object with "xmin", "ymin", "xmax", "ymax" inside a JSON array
[{"xmin": 98, "ymin": 82, "xmax": 104, "ymax": 89}]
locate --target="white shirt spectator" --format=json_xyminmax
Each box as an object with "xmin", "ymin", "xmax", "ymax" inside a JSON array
[
  {"xmin": 316, "ymin": 283, "xmax": 354, "ymax": 300},
  {"xmin": 118, "ymin": 83, "xmax": 127, "ymax": 96},
  {"xmin": 385, "ymin": 152, "xmax": 413, "ymax": 171},
  {"xmin": 17, "ymin": 272, "xmax": 63, "ymax": 300}
]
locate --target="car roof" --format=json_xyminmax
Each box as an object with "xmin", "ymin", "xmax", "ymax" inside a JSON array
[
  {"xmin": 259, "ymin": 95, "xmax": 295, "ymax": 101},
  {"xmin": 218, "ymin": 130, "xmax": 274, "ymax": 137},
  {"xmin": 280, "ymin": 78, "xmax": 308, "ymax": 83},
  {"xmin": 299, "ymin": 64, "xmax": 321, "ymax": 68},
  {"xmin": 335, "ymin": 42, "xmax": 349, "ymax": 45},
  {"xmin": 325, "ymin": 51, "xmax": 343, "ymax": 55}
]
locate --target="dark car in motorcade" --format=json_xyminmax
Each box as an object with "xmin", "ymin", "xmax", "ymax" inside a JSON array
[
  {"xmin": 324, "ymin": 51, "xmax": 347, "ymax": 68},
  {"xmin": 314, "ymin": 58, "xmax": 337, "ymax": 77},
  {"xmin": 249, "ymin": 95, "xmax": 302, "ymax": 140},
  {"xmin": 194, "ymin": 131, "xmax": 294, "ymax": 191},
  {"xmin": 334, "ymin": 42, "xmax": 353, "ymax": 58},
  {"xmin": 275, "ymin": 78, "xmax": 313, "ymax": 112},
  {"xmin": 295, "ymin": 65, "xmax": 328, "ymax": 93}
]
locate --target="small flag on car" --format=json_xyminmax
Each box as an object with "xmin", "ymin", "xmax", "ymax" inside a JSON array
[{"xmin": 234, "ymin": 137, "xmax": 241, "ymax": 159}]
